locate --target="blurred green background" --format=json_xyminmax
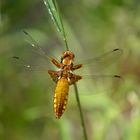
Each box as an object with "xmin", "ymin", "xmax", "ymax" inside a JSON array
[{"xmin": 0, "ymin": 0, "xmax": 140, "ymax": 140}]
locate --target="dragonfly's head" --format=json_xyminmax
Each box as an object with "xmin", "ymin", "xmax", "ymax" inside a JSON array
[{"xmin": 61, "ymin": 51, "xmax": 75, "ymax": 65}]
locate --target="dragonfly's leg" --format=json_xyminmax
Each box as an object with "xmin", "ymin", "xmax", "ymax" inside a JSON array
[
  {"xmin": 51, "ymin": 57, "xmax": 62, "ymax": 68},
  {"xmin": 69, "ymin": 74, "xmax": 82, "ymax": 85},
  {"xmin": 48, "ymin": 70, "xmax": 60, "ymax": 83},
  {"xmin": 72, "ymin": 64, "xmax": 82, "ymax": 71}
]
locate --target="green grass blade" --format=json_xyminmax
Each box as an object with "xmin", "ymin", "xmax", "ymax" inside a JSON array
[{"xmin": 43, "ymin": 0, "xmax": 69, "ymax": 50}]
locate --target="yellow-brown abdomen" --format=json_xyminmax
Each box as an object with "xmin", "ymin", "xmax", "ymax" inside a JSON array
[{"xmin": 54, "ymin": 77, "xmax": 69, "ymax": 119}]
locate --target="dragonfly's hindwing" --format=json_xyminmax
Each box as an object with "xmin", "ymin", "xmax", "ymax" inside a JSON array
[{"xmin": 54, "ymin": 77, "xmax": 69, "ymax": 119}]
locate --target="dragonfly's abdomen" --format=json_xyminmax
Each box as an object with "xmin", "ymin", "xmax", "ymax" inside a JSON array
[{"xmin": 54, "ymin": 77, "xmax": 69, "ymax": 119}]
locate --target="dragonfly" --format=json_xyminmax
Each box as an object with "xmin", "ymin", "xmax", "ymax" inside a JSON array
[
  {"xmin": 13, "ymin": 0, "xmax": 122, "ymax": 120},
  {"xmin": 13, "ymin": 31, "xmax": 122, "ymax": 119}
]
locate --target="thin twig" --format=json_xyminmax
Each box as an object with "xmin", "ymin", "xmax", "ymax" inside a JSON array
[{"xmin": 74, "ymin": 83, "xmax": 88, "ymax": 140}]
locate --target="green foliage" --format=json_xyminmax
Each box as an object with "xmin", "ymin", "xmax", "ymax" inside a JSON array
[
  {"xmin": 43, "ymin": 0, "xmax": 68, "ymax": 50},
  {"xmin": 43, "ymin": 0, "xmax": 63, "ymax": 35}
]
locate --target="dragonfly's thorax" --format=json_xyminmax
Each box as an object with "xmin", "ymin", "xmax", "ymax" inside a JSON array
[
  {"xmin": 62, "ymin": 65, "xmax": 72, "ymax": 72},
  {"xmin": 61, "ymin": 70, "xmax": 69, "ymax": 78}
]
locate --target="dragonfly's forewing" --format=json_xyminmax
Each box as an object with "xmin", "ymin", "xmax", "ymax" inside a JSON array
[
  {"xmin": 12, "ymin": 31, "xmax": 59, "ymax": 73},
  {"xmin": 23, "ymin": 31, "xmax": 51, "ymax": 60},
  {"xmin": 75, "ymin": 48, "xmax": 123, "ymax": 75}
]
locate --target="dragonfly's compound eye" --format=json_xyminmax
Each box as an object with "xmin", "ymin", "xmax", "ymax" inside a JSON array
[{"xmin": 62, "ymin": 51, "xmax": 75, "ymax": 59}]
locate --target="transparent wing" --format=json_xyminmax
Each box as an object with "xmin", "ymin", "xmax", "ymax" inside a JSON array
[
  {"xmin": 12, "ymin": 56, "xmax": 49, "ymax": 74},
  {"xmin": 75, "ymin": 48, "xmax": 123, "ymax": 74},
  {"xmin": 70, "ymin": 74, "xmax": 123, "ymax": 96},
  {"xmin": 12, "ymin": 31, "xmax": 61, "ymax": 73},
  {"xmin": 23, "ymin": 30, "xmax": 49, "ymax": 59},
  {"xmin": 23, "ymin": 30, "xmax": 59, "ymax": 62}
]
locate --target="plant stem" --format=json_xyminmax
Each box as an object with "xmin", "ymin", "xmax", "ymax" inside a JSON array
[{"xmin": 74, "ymin": 83, "xmax": 88, "ymax": 140}]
